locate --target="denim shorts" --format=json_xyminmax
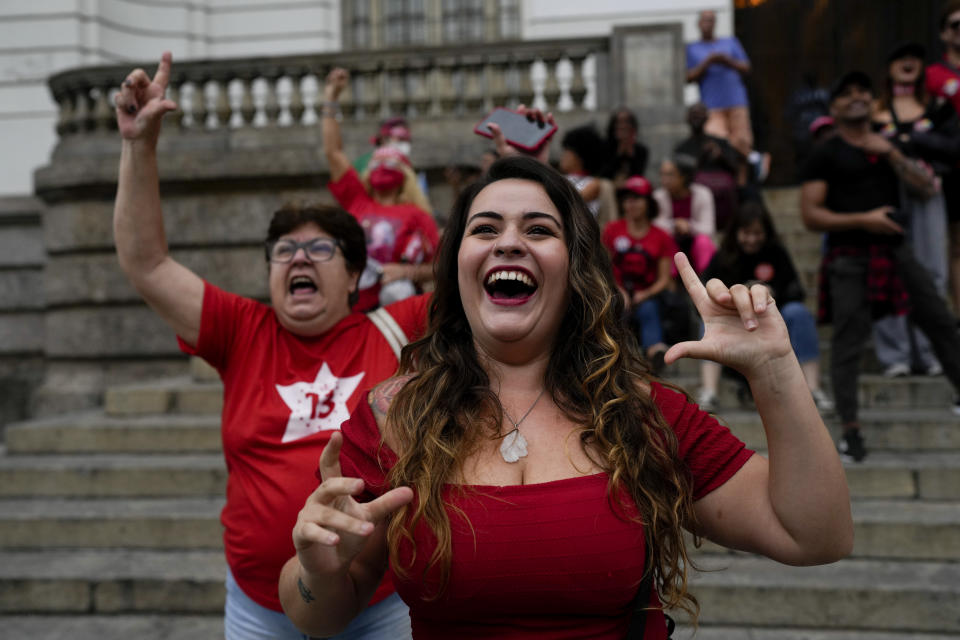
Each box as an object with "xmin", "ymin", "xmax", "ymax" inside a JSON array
[{"xmin": 224, "ymin": 569, "xmax": 411, "ymax": 640}]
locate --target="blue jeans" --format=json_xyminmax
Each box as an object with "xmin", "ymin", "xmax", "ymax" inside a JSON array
[
  {"xmin": 224, "ymin": 569, "xmax": 411, "ymax": 640},
  {"xmin": 631, "ymin": 297, "xmax": 663, "ymax": 349},
  {"xmin": 696, "ymin": 300, "xmax": 818, "ymax": 363},
  {"xmin": 780, "ymin": 301, "xmax": 819, "ymax": 363}
]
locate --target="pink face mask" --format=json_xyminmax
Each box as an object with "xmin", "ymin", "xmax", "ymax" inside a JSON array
[{"xmin": 369, "ymin": 165, "xmax": 405, "ymax": 192}]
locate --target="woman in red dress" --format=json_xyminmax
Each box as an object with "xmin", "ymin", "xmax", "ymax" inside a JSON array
[{"xmin": 280, "ymin": 156, "xmax": 853, "ymax": 639}]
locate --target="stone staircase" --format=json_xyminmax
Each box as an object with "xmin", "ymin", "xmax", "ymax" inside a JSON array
[{"xmin": 1, "ymin": 188, "xmax": 959, "ymax": 638}]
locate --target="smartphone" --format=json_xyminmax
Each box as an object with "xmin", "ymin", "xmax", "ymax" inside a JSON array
[{"xmin": 474, "ymin": 108, "xmax": 557, "ymax": 152}]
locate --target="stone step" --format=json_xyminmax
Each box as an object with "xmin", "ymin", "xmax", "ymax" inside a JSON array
[
  {"xmin": 1, "ymin": 615, "xmax": 223, "ymax": 640},
  {"xmin": 104, "ymin": 377, "xmax": 223, "ymax": 417},
  {"xmin": 4, "ymin": 411, "xmax": 221, "ymax": 454},
  {"xmin": 0, "ymin": 549, "xmax": 226, "ymax": 614},
  {"xmin": 0, "ymin": 448, "xmax": 956, "ymax": 502},
  {"xmin": 695, "ymin": 499, "xmax": 960, "ymax": 561},
  {"xmin": 837, "ymin": 451, "xmax": 960, "ymax": 500},
  {"xmin": 713, "ymin": 408, "xmax": 960, "ymax": 453},
  {"xmin": 0, "ymin": 454, "xmax": 225, "ymax": 498},
  {"xmin": 673, "ymin": 627, "xmax": 960, "ymax": 640},
  {"xmin": 0, "ymin": 497, "xmax": 224, "ymax": 549},
  {"xmin": 682, "ymin": 555, "xmax": 960, "ymax": 633},
  {"xmin": 189, "ymin": 356, "xmax": 219, "ymax": 382},
  {"xmin": 670, "ymin": 373, "xmax": 960, "ymax": 411}
]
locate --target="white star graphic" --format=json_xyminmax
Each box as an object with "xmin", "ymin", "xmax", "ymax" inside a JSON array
[{"xmin": 275, "ymin": 363, "xmax": 365, "ymax": 443}]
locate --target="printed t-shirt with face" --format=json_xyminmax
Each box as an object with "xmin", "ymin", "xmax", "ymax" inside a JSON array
[
  {"xmin": 178, "ymin": 282, "xmax": 428, "ymax": 612},
  {"xmin": 329, "ymin": 167, "xmax": 439, "ymax": 311},
  {"xmin": 926, "ymin": 60, "xmax": 960, "ymax": 113},
  {"xmin": 602, "ymin": 219, "xmax": 678, "ymax": 296}
]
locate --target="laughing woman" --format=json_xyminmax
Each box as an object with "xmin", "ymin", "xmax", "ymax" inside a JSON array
[{"xmin": 280, "ymin": 156, "xmax": 853, "ymax": 639}]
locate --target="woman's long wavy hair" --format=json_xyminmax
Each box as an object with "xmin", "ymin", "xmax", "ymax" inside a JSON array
[{"xmin": 385, "ymin": 155, "xmax": 701, "ymax": 620}]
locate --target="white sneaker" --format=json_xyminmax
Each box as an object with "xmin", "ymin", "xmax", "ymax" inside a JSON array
[
  {"xmin": 811, "ymin": 388, "xmax": 834, "ymax": 412},
  {"xmin": 696, "ymin": 389, "xmax": 718, "ymax": 412},
  {"xmin": 883, "ymin": 363, "xmax": 910, "ymax": 378},
  {"xmin": 925, "ymin": 362, "xmax": 943, "ymax": 376}
]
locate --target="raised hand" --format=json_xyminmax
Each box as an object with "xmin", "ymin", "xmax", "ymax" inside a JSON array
[
  {"xmin": 324, "ymin": 68, "xmax": 350, "ymax": 102},
  {"xmin": 292, "ymin": 431, "xmax": 413, "ymax": 579},
  {"xmin": 664, "ymin": 252, "xmax": 792, "ymax": 377},
  {"xmin": 114, "ymin": 52, "xmax": 178, "ymax": 143},
  {"xmin": 487, "ymin": 104, "xmax": 556, "ymax": 165}
]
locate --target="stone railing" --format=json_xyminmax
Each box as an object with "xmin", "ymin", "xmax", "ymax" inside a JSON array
[{"xmin": 48, "ymin": 37, "xmax": 609, "ymax": 136}]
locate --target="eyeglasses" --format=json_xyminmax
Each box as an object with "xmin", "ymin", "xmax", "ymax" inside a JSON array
[
  {"xmin": 266, "ymin": 237, "xmax": 341, "ymax": 263},
  {"xmin": 950, "ymin": 19, "xmax": 960, "ymax": 31}
]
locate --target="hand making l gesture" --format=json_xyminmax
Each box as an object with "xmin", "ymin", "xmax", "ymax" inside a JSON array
[
  {"xmin": 292, "ymin": 431, "xmax": 413, "ymax": 579},
  {"xmin": 664, "ymin": 252, "xmax": 792, "ymax": 377},
  {"xmin": 114, "ymin": 51, "xmax": 178, "ymax": 144}
]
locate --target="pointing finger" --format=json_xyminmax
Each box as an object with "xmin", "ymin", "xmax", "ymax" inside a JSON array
[
  {"xmin": 674, "ymin": 252, "xmax": 708, "ymax": 309},
  {"xmin": 363, "ymin": 486, "xmax": 414, "ymax": 523},
  {"xmin": 153, "ymin": 51, "xmax": 172, "ymax": 89},
  {"xmin": 318, "ymin": 431, "xmax": 344, "ymax": 483}
]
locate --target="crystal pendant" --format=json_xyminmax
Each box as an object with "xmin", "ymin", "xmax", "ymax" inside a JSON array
[{"xmin": 499, "ymin": 428, "xmax": 528, "ymax": 463}]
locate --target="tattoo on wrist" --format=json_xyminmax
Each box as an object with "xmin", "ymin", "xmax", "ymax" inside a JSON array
[{"xmin": 297, "ymin": 576, "xmax": 316, "ymax": 604}]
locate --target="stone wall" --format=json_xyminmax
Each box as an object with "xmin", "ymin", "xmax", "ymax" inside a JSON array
[
  {"xmin": 26, "ymin": 26, "xmax": 687, "ymax": 417},
  {"xmin": 0, "ymin": 197, "xmax": 45, "ymax": 436}
]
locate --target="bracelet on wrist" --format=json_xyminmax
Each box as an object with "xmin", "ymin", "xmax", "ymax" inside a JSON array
[{"xmin": 321, "ymin": 101, "xmax": 342, "ymax": 121}]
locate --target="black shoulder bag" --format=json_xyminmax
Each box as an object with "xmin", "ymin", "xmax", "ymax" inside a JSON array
[{"xmin": 625, "ymin": 541, "xmax": 675, "ymax": 639}]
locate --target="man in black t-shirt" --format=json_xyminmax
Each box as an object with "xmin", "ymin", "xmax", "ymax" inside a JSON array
[{"xmin": 800, "ymin": 71, "xmax": 960, "ymax": 462}]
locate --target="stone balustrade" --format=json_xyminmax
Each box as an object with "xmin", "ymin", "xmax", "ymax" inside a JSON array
[
  {"xmin": 48, "ymin": 38, "xmax": 608, "ymax": 137},
  {"xmin": 29, "ymin": 28, "xmax": 687, "ymax": 417}
]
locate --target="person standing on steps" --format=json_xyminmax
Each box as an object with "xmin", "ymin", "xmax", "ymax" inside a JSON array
[
  {"xmin": 800, "ymin": 70, "xmax": 960, "ymax": 464},
  {"xmin": 112, "ymin": 52, "xmax": 420, "ymax": 640}
]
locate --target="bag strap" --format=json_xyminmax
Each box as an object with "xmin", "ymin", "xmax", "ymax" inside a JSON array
[
  {"xmin": 366, "ymin": 307, "xmax": 409, "ymax": 360},
  {"xmin": 625, "ymin": 540, "xmax": 674, "ymax": 639}
]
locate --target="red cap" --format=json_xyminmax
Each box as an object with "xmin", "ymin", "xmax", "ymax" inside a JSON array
[
  {"xmin": 809, "ymin": 115, "xmax": 835, "ymax": 135},
  {"xmin": 369, "ymin": 146, "xmax": 411, "ymax": 168},
  {"xmin": 370, "ymin": 117, "xmax": 411, "ymax": 145},
  {"xmin": 617, "ymin": 175, "xmax": 652, "ymax": 197}
]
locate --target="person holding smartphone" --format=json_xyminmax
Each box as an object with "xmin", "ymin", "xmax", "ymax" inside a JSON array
[{"xmin": 800, "ymin": 70, "xmax": 960, "ymax": 463}]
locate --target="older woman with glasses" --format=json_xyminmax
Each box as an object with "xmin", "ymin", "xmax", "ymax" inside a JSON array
[{"xmin": 113, "ymin": 52, "xmax": 419, "ymax": 640}]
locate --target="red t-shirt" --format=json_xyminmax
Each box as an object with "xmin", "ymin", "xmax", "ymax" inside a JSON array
[
  {"xmin": 602, "ymin": 220, "xmax": 678, "ymax": 295},
  {"xmin": 178, "ymin": 282, "xmax": 428, "ymax": 612},
  {"xmin": 925, "ymin": 60, "xmax": 960, "ymax": 113},
  {"xmin": 329, "ymin": 168, "xmax": 440, "ymax": 312},
  {"xmin": 671, "ymin": 194, "xmax": 693, "ymax": 221},
  {"xmin": 341, "ymin": 382, "xmax": 753, "ymax": 639}
]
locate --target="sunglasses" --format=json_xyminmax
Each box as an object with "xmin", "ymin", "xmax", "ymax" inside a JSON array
[
  {"xmin": 266, "ymin": 237, "xmax": 342, "ymax": 264},
  {"xmin": 949, "ymin": 19, "xmax": 960, "ymax": 31}
]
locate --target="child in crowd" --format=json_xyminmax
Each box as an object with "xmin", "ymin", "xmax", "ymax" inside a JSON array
[
  {"xmin": 697, "ymin": 200, "xmax": 833, "ymax": 413},
  {"xmin": 654, "ymin": 154, "xmax": 717, "ymax": 273},
  {"xmin": 602, "ymin": 176, "xmax": 676, "ymax": 373},
  {"xmin": 559, "ymin": 124, "xmax": 605, "ymax": 216}
]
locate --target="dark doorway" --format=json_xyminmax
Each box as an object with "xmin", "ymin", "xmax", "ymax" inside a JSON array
[{"xmin": 735, "ymin": 0, "xmax": 950, "ymax": 184}]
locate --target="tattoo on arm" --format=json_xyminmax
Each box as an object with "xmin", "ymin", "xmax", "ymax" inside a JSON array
[
  {"xmin": 370, "ymin": 375, "xmax": 412, "ymax": 422},
  {"xmin": 889, "ymin": 152, "xmax": 935, "ymax": 193},
  {"xmin": 297, "ymin": 576, "xmax": 316, "ymax": 604}
]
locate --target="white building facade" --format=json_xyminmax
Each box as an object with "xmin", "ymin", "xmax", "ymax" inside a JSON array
[{"xmin": 0, "ymin": 0, "xmax": 731, "ymax": 196}]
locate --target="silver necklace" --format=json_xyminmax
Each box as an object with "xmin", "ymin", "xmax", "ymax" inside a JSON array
[{"xmin": 498, "ymin": 388, "xmax": 545, "ymax": 463}]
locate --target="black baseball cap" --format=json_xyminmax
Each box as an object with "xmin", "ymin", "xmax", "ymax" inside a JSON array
[
  {"xmin": 886, "ymin": 41, "xmax": 926, "ymax": 63},
  {"xmin": 829, "ymin": 71, "xmax": 873, "ymax": 102}
]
